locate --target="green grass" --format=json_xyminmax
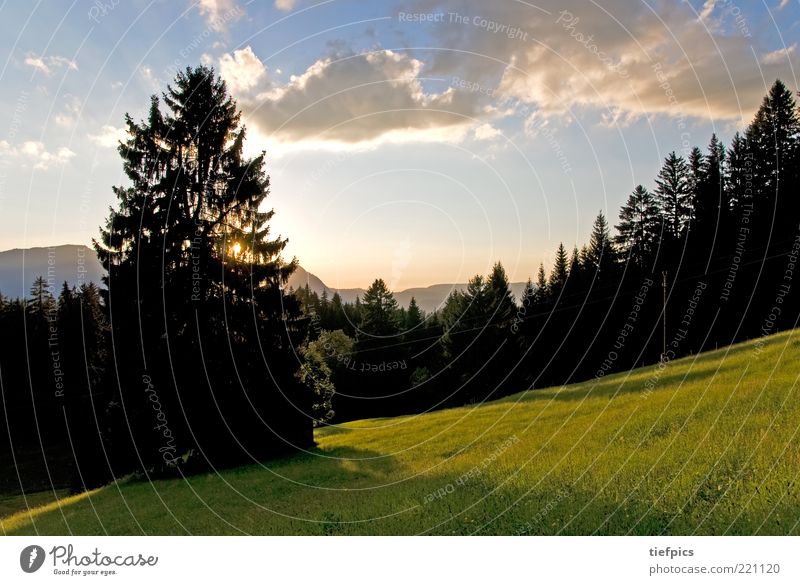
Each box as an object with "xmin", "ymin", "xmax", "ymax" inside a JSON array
[{"xmin": 3, "ymin": 330, "xmax": 800, "ymax": 535}]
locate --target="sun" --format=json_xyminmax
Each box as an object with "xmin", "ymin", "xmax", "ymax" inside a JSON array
[{"xmin": 232, "ymin": 242, "xmax": 241, "ymax": 255}]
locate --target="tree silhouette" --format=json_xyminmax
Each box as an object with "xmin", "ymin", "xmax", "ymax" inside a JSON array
[
  {"xmin": 548, "ymin": 243, "xmax": 569, "ymax": 299},
  {"xmin": 360, "ymin": 278, "xmax": 400, "ymax": 337},
  {"xmin": 615, "ymin": 185, "xmax": 660, "ymax": 270},
  {"xmin": 94, "ymin": 66, "xmax": 310, "ymax": 472},
  {"xmin": 654, "ymin": 151, "xmax": 691, "ymax": 240}
]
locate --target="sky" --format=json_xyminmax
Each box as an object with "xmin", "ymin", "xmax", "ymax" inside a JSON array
[{"xmin": 0, "ymin": 0, "xmax": 798, "ymax": 289}]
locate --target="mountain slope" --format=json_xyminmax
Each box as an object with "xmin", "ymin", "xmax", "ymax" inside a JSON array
[
  {"xmin": 4, "ymin": 328, "xmax": 799, "ymax": 535},
  {"xmin": 0, "ymin": 245, "xmax": 104, "ymax": 298}
]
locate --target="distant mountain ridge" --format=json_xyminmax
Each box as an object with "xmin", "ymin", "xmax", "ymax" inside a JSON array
[
  {"xmin": 0, "ymin": 245, "xmax": 104, "ymax": 299},
  {"xmin": 0, "ymin": 245, "xmax": 527, "ymax": 313},
  {"xmin": 287, "ymin": 265, "xmax": 529, "ymax": 313}
]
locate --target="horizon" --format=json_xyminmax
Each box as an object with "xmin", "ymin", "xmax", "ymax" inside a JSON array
[
  {"xmin": 0, "ymin": 242, "xmax": 533, "ymax": 293},
  {"xmin": 1, "ymin": 1, "xmax": 798, "ymax": 288}
]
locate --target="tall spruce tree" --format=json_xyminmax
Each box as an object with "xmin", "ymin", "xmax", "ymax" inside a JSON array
[
  {"xmin": 615, "ymin": 185, "xmax": 660, "ymax": 270},
  {"xmin": 486, "ymin": 262, "xmax": 515, "ymax": 324},
  {"xmin": 94, "ymin": 66, "xmax": 310, "ymax": 472},
  {"xmin": 359, "ymin": 278, "xmax": 400, "ymax": 337},
  {"xmin": 726, "ymin": 132, "xmax": 753, "ymax": 224},
  {"xmin": 534, "ymin": 263, "xmax": 549, "ymax": 305},
  {"xmin": 745, "ymin": 79, "xmax": 800, "ymax": 238},
  {"xmin": 690, "ymin": 135, "xmax": 728, "ymax": 265},
  {"xmin": 584, "ymin": 211, "xmax": 616, "ymax": 279},
  {"xmin": 405, "ymin": 297, "xmax": 423, "ymax": 330},
  {"xmin": 549, "ymin": 243, "xmax": 570, "ymax": 299},
  {"xmin": 654, "ymin": 151, "xmax": 691, "ymax": 240}
]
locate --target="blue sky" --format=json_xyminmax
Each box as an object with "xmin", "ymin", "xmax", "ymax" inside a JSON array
[{"xmin": 0, "ymin": 0, "xmax": 798, "ymax": 288}]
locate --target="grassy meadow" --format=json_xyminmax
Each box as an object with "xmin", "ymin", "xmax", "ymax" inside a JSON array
[{"xmin": 3, "ymin": 329, "xmax": 800, "ymax": 535}]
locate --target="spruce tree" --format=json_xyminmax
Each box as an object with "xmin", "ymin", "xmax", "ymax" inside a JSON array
[
  {"xmin": 360, "ymin": 278, "xmax": 400, "ymax": 337},
  {"xmin": 654, "ymin": 151, "xmax": 691, "ymax": 239},
  {"xmin": 534, "ymin": 263, "xmax": 549, "ymax": 305},
  {"xmin": 406, "ymin": 297, "xmax": 423, "ymax": 329},
  {"xmin": 745, "ymin": 79, "xmax": 800, "ymax": 237},
  {"xmin": 549, "ymin": 243, "xmax": 569, "ymax": 298},
  {"xmin": 615, "ymin": 185, "xmax": 660, "ymax": 269},
  {"xmin": 486, "ymin": 262, "xmax": 515, "ymax": 324},
  {"xmin": 584, "ymin": 211, "xmax": 616, "ymax": 278},
  {"xmin": 94, "ymin": 66, "xmax": 310, "ymax": 471}
]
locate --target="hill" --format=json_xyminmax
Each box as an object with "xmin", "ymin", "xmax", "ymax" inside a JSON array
[
  {"xmin": 0, "ymin": 245, "xmax": 104, "ymax": 298},
  {"xmin": 3, "ymin": 329, "xmax": 799, "ymax": 535}
]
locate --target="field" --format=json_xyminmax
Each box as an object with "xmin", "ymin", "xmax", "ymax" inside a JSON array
[{"xmin": 2, "ymin": 330, "xmax": 800, "ymax": 535}]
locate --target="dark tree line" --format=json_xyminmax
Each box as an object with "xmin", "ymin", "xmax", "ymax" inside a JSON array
[
  {"xmin": 0, "ymin": 279, "xmax": 109, "ymax": 490},
  {"xmin": 1, "ymin": 75, "xmax": 798, "ymax": 494},
  {"xmin": 293, "ymin": 79, "xmax": 800, "ymax": 421}
]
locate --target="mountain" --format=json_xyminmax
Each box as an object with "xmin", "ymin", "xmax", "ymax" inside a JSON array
[
  {"xmin": 0, "ymin": 245, "xmax": 528, "ymax": 312},
  {"xmin": 0, "ymin": 245, "xmax": 104, "ymax": 299},
  {"xmin": 287, "ymin": 265, "xmax": 366, "ymax": 305},
  {"xmin": 288, "ymin": 265, "xmax": 529, "ymax": 313}
]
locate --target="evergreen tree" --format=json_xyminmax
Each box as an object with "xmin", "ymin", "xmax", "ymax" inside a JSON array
[
  {"xmin": 486, "ymin": 262, "xmax": 515, "ymax": 324},
  {"xmin": 360, "ymin": 278, "xmax": 400, "ymax": 337},
  {"xmin": 521, "ymin": 278, "xmax": 535, "ymax": 309},
  {"xmin": 691, "ymin": 135, "xmax": 728, "ymax": 263},
  {"xmin": 405, "ymin": 296, "xmax": 423, "ymax": 330},
  {"xmin": 548, "ymin": 243, "xmax": 569, "ymax": 298},
  {"xmin": 94, "ymin": 66, "xmax": 310, "ymax": 471},
  {"xmin": 654, "ymin": 151, "xmax": 691, "ymax": 239},
  {"xmin": 584, "ymin": 211, "xmax": 616, "ymax": 279},
  {"xmin": 747, "ymin": 80, "xmax": 799, "ymax": 191},
  {"xmin": 687, "ymin": 146, "xmax": 705, "ymax": 210},
  {"xmin": 726, "ymin": 132, "xmax": 751, "ymax": 212},
  {"xmin": 27, "ymin": 275, "xmax": 55, "ymax": 319},
  {"xmin": 615, "ymin": 185, "xmax": 660, "ymax": 270},
  {"xmin": 745, "ymin": 79, "xmax": 800, "ymax": 236},
  {"xmin": 534, "ymin": 263, "xmax": 549, "ymax": 305}
]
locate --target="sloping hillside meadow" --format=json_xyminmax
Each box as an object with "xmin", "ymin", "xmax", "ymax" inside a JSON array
[{"xmin": 3, "ymin": 330, "xmax": 799, "ymax": 535}]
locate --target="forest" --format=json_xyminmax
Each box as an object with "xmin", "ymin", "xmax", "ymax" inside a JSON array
[{"xmin": 1, "ymin": 67, "xmax": 798, "ymax": 495}]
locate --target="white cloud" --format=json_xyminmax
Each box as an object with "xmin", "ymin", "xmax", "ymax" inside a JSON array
[
  {"xmin": 54, "ymin": 114, "xmax": 74, "ymax": 127},
  {"xmin": 410, "ymin": 0, "xmax": 799, "ymax": 124},
  {"xmin": 49, "ymin": 56, "xmax": 78, "ymax": 71},
  {"xmin": 23, "ymin": 53, "xmax": 77, "ymax": 76},
  {"xmin": 24, "ymin": 55, "xmax": 49, "ymax": 74},
  {"xmin": 219, "ymin": 46, "xmax": 267, "ymax": 93},
  {"xmin": 698, "ymin": 0, "xmax": 716, "ymax": 21},
  {"xmin": 778, "ymin": 0, "xmax": 791, "ymax": 9},
  {"xmin": 237, "ymin": 47, "xmax": 489, "ymax": 145},
  {"xmin": 64, "ymin": 95, "xmax": 81, "ymax": 113},
  {"xmin": 0, "ymin": 140, "xmax": 75, "ymax": 170},
  {"xmin": 224, "ymin": 1, "xmax": 797, "ymax": 148},
  {"xmin": 762, "ymin": 44, "xmax": 797, "ymax": 65},
  {"xmin": 138, "ymin": 65, "xmax": 161, "ymax": 90},
  {"xmin": 275, "ymin": 0, "xmax": 297, "ymax": 11},
  {"xmin": 54, "ymin": 94, "xmax": 81, "ymax": 126},
  {"xmin": 195, "ymin": 0, "xmax": 243, "ymax": 32},
  {"xmin": 473, "ymin": 123, "xmax": 502, "ymax": 141},
  {"xmin": 88, "ymin": 125, "xmax": 126, "ymax": 148}
]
